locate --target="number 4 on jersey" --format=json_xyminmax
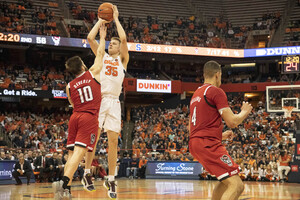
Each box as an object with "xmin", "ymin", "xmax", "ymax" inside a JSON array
[{"xmin": 192, "ymin": 107, "xmax": 196, "ymax": 126}]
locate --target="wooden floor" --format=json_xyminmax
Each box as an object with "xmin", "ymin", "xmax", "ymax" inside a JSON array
[{"xmin": 1, "ymin": 179, "xmax": 300, "ymax": 200}]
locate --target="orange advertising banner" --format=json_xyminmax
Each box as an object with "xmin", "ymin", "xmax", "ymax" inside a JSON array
[{"xmin": 127, "ymin": 43, "xmax": 244, "ymax": 58}]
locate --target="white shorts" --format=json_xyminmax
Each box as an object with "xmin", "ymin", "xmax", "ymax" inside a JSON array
[{"xmin": 98, "ymin": 96, "xmax": 121, "ymax": 133}]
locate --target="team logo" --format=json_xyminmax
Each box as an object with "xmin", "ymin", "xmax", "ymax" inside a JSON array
[
  {"xmin": 52, "ymin": 36, "xmax": 60, "ymax": 46},
  {"xmin": 220, "ymin": 155, "xmax": 233, "ymax": 166},
  {"xmin": 291, "ymin": 165, "xmax": 299, "ymax": 172},
  {"xmin": 90, "ymin": 133, "xmax": 96, "ymax": 144}
]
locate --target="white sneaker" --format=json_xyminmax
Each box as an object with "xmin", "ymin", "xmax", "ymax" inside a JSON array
[
  {"xmin": 81, "ymin": 173, "xmax": 96, "ymax": 192},
  {"xmin": 52, "ymin": 181, "xmax": 72, "ymax": 200},
  {"xmin": 52, "ymin": 181, "xmax": 64, "ymax": 200},
  {"xmin": 103, "ymin": 179, "xmax": 117, "ymax": 199}
]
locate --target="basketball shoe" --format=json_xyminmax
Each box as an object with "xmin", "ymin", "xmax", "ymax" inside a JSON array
[
  {"xmin": 52, "ymin": 180, "xmax": 72, "ymax": 200},
  {"xmin": 103, "ymin": 178, "xmax": 117, "ymax": 199},
  {"xmin": 81, "ymin": 173, "xmax": 96, "ymax": 192}
]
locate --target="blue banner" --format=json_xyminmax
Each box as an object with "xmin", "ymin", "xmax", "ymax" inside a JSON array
[
  {"xmin": 0, "ymin": 32, "xmax": 109, "ymax": 49},
  {"xmin": 2, "ymin": 32, "xmax": 300, "ymax": 57},
  {"xmin": 244, "ymin": 46, "xmax": 300, "ymax": 57},
  {"xmin": 146, "ymin": 161, "xmax": 202, "ymax": 179},
  {"xmin": 0, "ymin": 89, "xmax": 67, "ymax": 99},
  {"xmin": 0, "ymin": 161, "xmax": 15, "ymax": 180}
]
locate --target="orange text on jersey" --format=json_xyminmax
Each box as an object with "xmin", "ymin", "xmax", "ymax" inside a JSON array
[{"xmin": 104, "ymin": 60, "xmax": 119, "ymax": 66}]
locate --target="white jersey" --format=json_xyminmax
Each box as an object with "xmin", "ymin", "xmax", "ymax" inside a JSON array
[{"xmin": 100, "ymin": 53, "xmax": 125, "ymax": 97}]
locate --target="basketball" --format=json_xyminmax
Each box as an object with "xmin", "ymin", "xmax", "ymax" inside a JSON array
[{"xmin": 98, "ymin": 3, "xmax": 113, "ymax": 22}]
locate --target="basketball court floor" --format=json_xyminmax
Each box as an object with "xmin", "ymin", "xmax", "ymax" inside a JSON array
[{"xmin": 0, "ymin": 179, "xmax": 299, "ymax": 200}]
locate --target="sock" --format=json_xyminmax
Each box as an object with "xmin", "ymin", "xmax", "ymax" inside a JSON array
[
  {"xmin": 84, "ymin": 169, "xmax": 91, "ymax": 176},
  {"xmin": 66, "ymin": 185, "xmax": 71, "ymax": 193},
  {"xmin": 107, "ymin": 175, "xmax": 115, "ymax": 182},
  {"xmin": 62, "ymin": 176, "xmax": 70, "ymax": 189}
]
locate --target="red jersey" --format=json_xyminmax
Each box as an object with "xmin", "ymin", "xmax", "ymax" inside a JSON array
[
  {"xmin": 68, "ymin": 71, "xmax": 101, "ymax": 115},
  {"xmin": 189, "ymin": 84, "xmax": 229, "ymax": 141}
]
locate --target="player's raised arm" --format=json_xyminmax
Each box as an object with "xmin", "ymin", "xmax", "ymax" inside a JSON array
[
  {"xmin": 90, "ymin": 23, "xmax": 107, "ymax": 77},
  {"xmin": 87, "ymin": 19, "xmax": 101, "ymax": 55},
  {"xmin": 221, "ymin": 101, "xmax": 252, "ymax": 128},
  {"xmin": 113, "ymin": 5, "xmax": 129, "ymax": 68}
]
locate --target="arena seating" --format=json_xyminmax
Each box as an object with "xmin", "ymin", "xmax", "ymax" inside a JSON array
[
  {"xmin": 2, "ymin": 0, "xmax": 62, "ymax": 35},
  {"xmin": 283, "ymin": 0, "xmax": 300, "ymax": 46}
]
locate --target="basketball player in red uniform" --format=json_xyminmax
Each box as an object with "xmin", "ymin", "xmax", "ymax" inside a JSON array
[
  {"xmin": 52, "ymin": 21, "xmax": 107, "ymax": 200},
  {"xmin": 189, "ymin": 61, "xmax": 252, "ymax": 200}
]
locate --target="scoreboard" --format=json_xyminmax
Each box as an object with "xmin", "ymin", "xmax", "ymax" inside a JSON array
[{"xmin": 282, "ymin": 55, "xmax": 300, "ymax": 74}]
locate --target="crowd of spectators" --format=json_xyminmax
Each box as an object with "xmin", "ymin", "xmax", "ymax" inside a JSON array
[
  {"xmin": 130, "ymin": 93, "xmax": 297, "ymax": 182},
  {"xmin": 0, "ymin": 91, "xmax": 298, "ymax": 182},
  {"xmin": 66, "ymin": 1, "xmax": 238, "ymax": 48},
  {"xmin": 286, "ymin": 20, "xmax": 300, "ymax": 46},
  {"xmin": 66, "ymin": 1, "xmax": 94, "ymax": 38},
  {"xmin": 253, "ymin": 11, "xmax": 281, "ymax": 31},
  {"xmin": 1, "ymin": 58, "xmax": 298, "ymax": 88},
  {"xmin": 31, "ymin": 6, "xmax": 59, "ymax": 36},
  {"xmin": 1, "ymin": 0, "xmax": 285, "ymax": 49},
  {"xmin": 0, "ymin": 61, "xmax": 70, "ymax": 90},
  {"xmin": 0, "ymin": 108, "xmax": 110, "ymax": 182},
  {"xmin": 0, "ymin": 1, "xmax": 28, "ymax": 33},
  {"xmin": 0, "ymin": 1, "xmax": 59, "ymax": 36},
  {"xmin": 64, "ymin": 0, "xmax": 283, "ymax": 50}
]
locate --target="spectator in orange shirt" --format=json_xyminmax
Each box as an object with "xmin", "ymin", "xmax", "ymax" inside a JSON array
[
  {"xmin": 248, "ymin": 155, "xmax": 256, "ymax": 167},
  {"xmin": 151, "ymin": 23, "xmax": 159, "ymax": 33},
  {"xmin": 143, "ymin": 25, "xmax": 149, "ymax": 35}
]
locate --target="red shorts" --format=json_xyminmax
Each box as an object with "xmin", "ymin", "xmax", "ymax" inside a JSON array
[
  {"xmin": 67, "ymin": 112, "xmax": 99, "ymax": 152},
  {"xmin": 189, "ymin": 137, "xmax": 240, "ymax": 181}
]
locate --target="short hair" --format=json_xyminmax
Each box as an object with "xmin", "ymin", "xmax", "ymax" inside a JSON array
[
  {"xmin": 203, "ymin": 61, "xmax": 221, "ymax": 79},
  {"xmin": 65, "ymin": 56, "xmax": 83, "ymax": 76},
  {"xmin": 111, "ymin": 37, "xmax": 121, "ymax": 44}
]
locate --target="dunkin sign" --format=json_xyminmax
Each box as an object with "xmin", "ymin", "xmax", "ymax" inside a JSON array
[{"xmin": 137, "ymin": 79, "xmax": 171, "ymax": 93}]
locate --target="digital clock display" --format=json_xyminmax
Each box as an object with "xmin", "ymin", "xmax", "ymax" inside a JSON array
[
  {"xmin": 0, "ymin": 33, "xmax": 20, "ymax": 42},
  {"xmin": 282, "ymin": 55, "xmax": 300, "ymax": 74}
]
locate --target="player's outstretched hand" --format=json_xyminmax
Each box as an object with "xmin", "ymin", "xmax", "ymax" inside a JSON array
[
  {"xmin": 222, "ymin": 130, "xmax": 234, "ymax": 141},
  {"xmin": 241, "ymin": 101, "xmax": 253, "ymax": 115},
  {"xmin": 112, "ymin": 5, "xmax": 119, "ymax": 20},
  {"xmin": 98, "ymin": 17, "xmax": 109, "ymax": 24},
  {"xmin": 99, "ymin": 23, "xmax": 107, "ymax": 39}
]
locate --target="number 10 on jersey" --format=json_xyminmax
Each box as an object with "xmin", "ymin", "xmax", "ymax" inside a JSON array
[{"xmin": 77, "ymin": 86, "xmax": 93, "ymax": 103}]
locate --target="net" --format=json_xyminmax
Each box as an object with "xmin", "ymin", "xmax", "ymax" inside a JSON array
[
  {"xmin": 266, "ymin": 85, "xmax": 300, "ymax": 113},
  {"xmin": 282, "ymin": 106, "xmax": 295, "ymax": 118}
]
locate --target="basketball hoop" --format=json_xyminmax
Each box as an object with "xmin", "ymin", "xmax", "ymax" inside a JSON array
[{"xmin": 282, "ymin": 106, "xmax": 295, "ymax": 118}]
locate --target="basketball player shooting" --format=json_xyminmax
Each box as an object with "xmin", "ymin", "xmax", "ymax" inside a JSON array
[
  {"xmin": 83, "ymin": 4, "xmax": 129, "ymax": 199},
  {"xmin": 52, "ymin": 21, "xmax": 107, "ymax": 200},
  {"xmin": 189, "ymin": 61, "xmax": 252, "ymax": 200}
]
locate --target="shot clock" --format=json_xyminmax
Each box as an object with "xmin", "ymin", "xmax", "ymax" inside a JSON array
[{"xmin": 281, "ymin": 55, "xmax": 300, "ymax": 74}]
